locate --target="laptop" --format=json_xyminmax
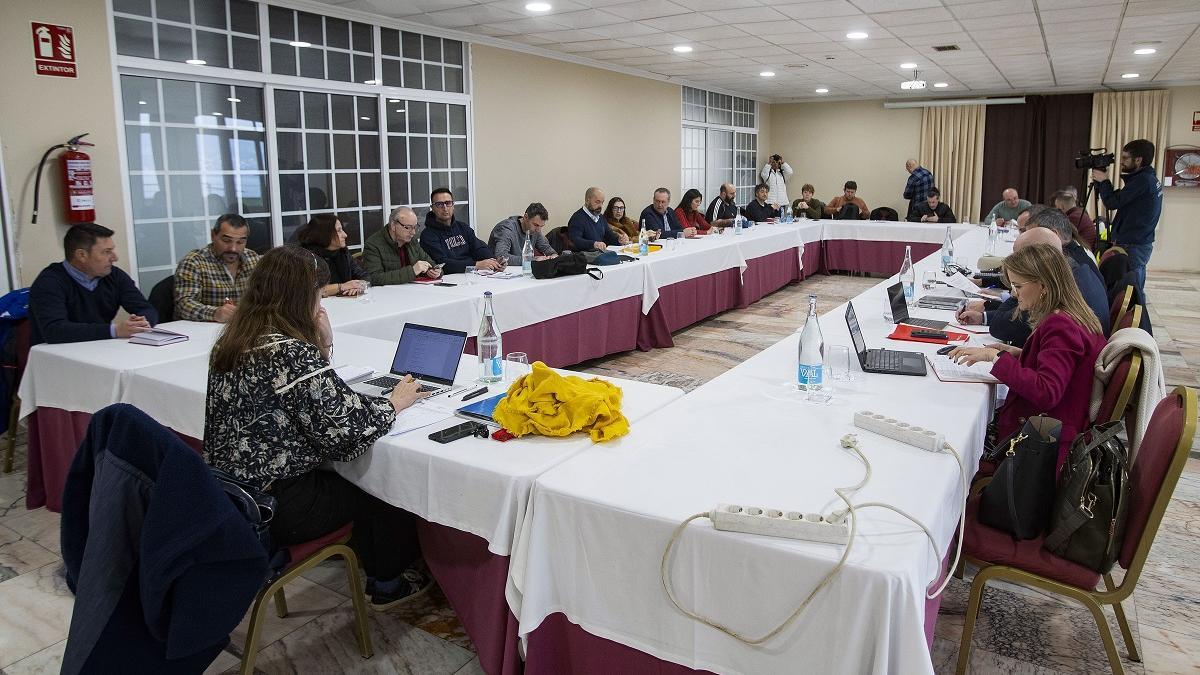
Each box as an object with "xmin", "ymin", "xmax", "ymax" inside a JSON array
[
  {"xmin": 844, "ymin": 302, "xmax": 928, "ymax": 377},
  {"xmin": 886, "ymin": 283, "xmax": 949, "ymax": 330},
  {"xmin": 351, "ymin": 323, "xmax": 468, "ymax": 397}
]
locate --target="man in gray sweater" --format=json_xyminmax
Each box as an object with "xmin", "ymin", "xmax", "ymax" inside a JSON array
[{"xmin": 488, "ymin": 203, "xmax": 558, "ymax": 266}]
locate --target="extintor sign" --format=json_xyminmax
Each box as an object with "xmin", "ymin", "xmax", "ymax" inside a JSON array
[{"xmin": 32, "ymin": 22, "xmax": 77, "ymax": 79}]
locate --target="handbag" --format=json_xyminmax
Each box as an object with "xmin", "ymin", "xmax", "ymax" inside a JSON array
[
  {"xmin": 979, "ymin": 415, "xmax": 1060, "ymax": 539},
  {"xmin": 1044, "ymin": 421, "xmax": 1131, "ymax": 572},
  {"xmin": 210, "ymin": 467, "xmax": 276, "ymax": 555},
  {"xmin": 531, "ymin": 252, "xmax": 604, "ymax": 280}
]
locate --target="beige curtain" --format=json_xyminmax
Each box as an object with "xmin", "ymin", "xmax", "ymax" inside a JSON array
[
  {"xmin": 919, "ymin": 105, "xmax": 985, "ymax": 224},
  {"xmin": 1088, "ymin": 90, "xmax": 1170, "ymax": 217}
]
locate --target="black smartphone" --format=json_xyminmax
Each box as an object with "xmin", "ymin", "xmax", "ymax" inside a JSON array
[
  {"xmin": 429, "ymin": 421, "xmax": 483, "ymax": 444},
  {"xmin": 937, "ymin": 345, "xmax": 957, "ymax": 355},
  {"xmin": 434, "ymin": 282, "xmax": 457, "ymax": 287},
  {"xmin": 912, "ymin": 330, "xmax": 949, "ymax": 339}
]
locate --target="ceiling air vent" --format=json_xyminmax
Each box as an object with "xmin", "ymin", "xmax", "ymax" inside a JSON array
[{"xmin": 932, "ymin": 45, "xmax": 960, "ymax": 52}]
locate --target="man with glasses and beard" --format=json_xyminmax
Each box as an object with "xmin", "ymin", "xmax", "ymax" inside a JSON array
[
  {"xmin": 174, "ymin": 214, "xmax": 260, "ymax": 323},
  {"xmin": 419, "ymin": 187, "xmax": 504, "ymax": 274},
  {"xmin": 1093, "ymin": 139, "xmax": 1163, "ymax": 293},
  {"xmin": 363, "ymin": 206, "xmax": 444, "ymax": 285}
]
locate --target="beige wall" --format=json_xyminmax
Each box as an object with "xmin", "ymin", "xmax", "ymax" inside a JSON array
[
  {"xmin": 0, "ymin": 0, "xmax": 126, "ymax": 286},
  {"xmin": 1152, "ymin": 85, "xmax": 1200, "ymax": 272},
  {"xmin": 768, "ymin": 99, "xmax": 921, "ymax": 216},
  {"xmin": 470, "ymin": 45, "xmax": 681, "ymax": 236}
]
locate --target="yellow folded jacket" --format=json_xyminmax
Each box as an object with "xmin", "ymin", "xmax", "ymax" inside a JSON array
[{"xmin": 492, "ymin": 361, "xmax": 629, "ymax": 442}]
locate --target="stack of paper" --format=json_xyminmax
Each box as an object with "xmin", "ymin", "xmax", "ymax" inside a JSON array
[
  {"xmin": 926, "ymin": 354, "xmax": 999, "ymax": 384},
  {"xmin": 334, "ymin": 364, "xmax": 374, "ymax": 384},
  {"xmin": 128, "ymin": 327, "xmax": 189, "ymax": 346}
]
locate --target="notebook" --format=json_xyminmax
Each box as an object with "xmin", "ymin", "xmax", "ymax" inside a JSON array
[
  {"xmin": 128, "ymin": 327, "xmax": 189, "ymax": 346},
  {"xmin": 455, "ymin": 393, "xmax": 507, "ymax": 424},
  {"xmin": 926, "ymin": 354, "xmax": 999, "ymax": 384},
  {"xmin": 886, "ymin": 323, "xmax": 969, "ymax": 345}
]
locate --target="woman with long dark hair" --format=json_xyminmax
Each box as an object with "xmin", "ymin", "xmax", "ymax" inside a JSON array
[
  {"xmin": 204, "ymin": 245, "xmax": 433, "ymax": 608},
  {"xmin": 296, "ymin": 213, "xmax": 368, "ymax": 297},
  {"xmin": 604, "ymin": 197, "xmax": 638, "ymax": 242},
  {"xmin": 675, "ymin": 188, "xmax": 712, "ymax": 233}
]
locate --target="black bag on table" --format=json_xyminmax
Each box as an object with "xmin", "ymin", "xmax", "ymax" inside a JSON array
[
  {"xmin": 1044, "ymin": 421, "xmax": 1131, "ymax": 572},
  {"xmin": 979, "ymin": 415, "xmax": 1061, "ymax": 540},
  {"xmin": 531, "ymin": 252, "xmax": 603, "ymax": 280}
]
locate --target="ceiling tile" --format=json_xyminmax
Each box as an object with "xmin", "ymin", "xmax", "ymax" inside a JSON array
[
  {"xmin": 671, "ymin": 0, "xmax": 761, "ymax": 10},
  {"xmin": 846, "ymin": 0, "xmax": 943, "ymax": 10},
  {"xmin": 1039, "ymin": 4, "xmax": 1124, "ymax": 23},
  {"xmin": 774, "ymin": 1, "xmax": 863, "ymax": 20},
  {"xmin": 704, "ymin": 6, "xmax": 792, "ymax": 23},
  {"xmin": 872, "ymin": 6, "xmax": 954, "ymax": 26},
  {"xmin": 673, "ymin": 25, "xmax": 751, "ymax": 40},
  {"xmin": 801, "ymin": 15, "xmax": 877, "ymax": 32},
  {"xmin": 587, "ymin": 21, "xmax": 664, "ymax": 38},
  {"xmin": 948, "ymin": 0, "xmax": 1033, "ymax": 19},
  {"xmin": 545, "ymin": 9, "xmax": 630, "ymax": 29},
  {"xmin": 421, "ymin": 5, "xmax": 524, "ymax": 28},
  {"xmin": 603, "ymin": 0, "xmax": 692, "ymax": 21},
  {"xmin": 640, "ymin": 12, "xmax": 718, "ymax": 30}
]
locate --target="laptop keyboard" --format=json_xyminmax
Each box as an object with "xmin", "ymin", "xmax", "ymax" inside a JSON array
[
  {"xmin": 904, "ymin": 317, "xmax": 946, "ymax": 330},
  {"xmin": 866, "ymin": 349, "xmax": 902, "ymax": 372},
  {"xmin": 362, "ymin": 375, "xmax": 439, "ymax": 393}
]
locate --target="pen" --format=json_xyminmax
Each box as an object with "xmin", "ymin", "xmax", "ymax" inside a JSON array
[{"xmin": 461, "ymin": 387, "xmax": 488, "ymax": 401}]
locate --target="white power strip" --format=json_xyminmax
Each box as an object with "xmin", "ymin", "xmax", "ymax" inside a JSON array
[
  {"xmin": 853, "ymin": 410, "xmax": 945, "ymax": 452},
  {"xmin": 710, "ymin": 503, "xmax": 850, "ymax": 545}
]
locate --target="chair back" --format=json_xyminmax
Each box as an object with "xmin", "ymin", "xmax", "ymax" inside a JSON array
[
  {"xmin": 546, "ymin": 226, "xmax": 572, "ymax": 253},
  {"xmin": 13, "ymin": 319, "xmax": 31, "ymax": 380},
  {"xmin": 148, "ymin": 275, "xmax": 175, "ymax": 324},
  {"xmin": 1098, "ymin": 245, "xmax": 1126, "ymax": 266},
  {"xmin": 870, "ymin": 207, "xmax": 899, "ymax": 221},
  {"xmin": 1113, "ymin": 305, "xmax": 1143, "ymax": 335},
  {"xmin": 1108, "ymin": 285, "xmax": 1133, "ymax": 333},
  {"xmin": 1118, "ymin": 386, "xmax": 1197, "ymax": 576},
  {"xmin": 1096, "ymin": 349, "xmax": 1142, "ymax": 425}
]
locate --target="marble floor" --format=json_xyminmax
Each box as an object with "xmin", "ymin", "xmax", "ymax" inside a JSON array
[{"xmin": 1, "ymin": 271, "xmax": 1197, "ymax": 674}]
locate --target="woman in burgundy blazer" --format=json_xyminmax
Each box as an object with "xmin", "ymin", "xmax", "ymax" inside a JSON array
[{"xmin": 951, "ymin": 243, "xmax": 1107, "ymax": 471}]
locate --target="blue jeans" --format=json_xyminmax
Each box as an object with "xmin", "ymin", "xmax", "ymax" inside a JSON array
[{"xmin": 1119, "ymin": 242, "xmax": 1153, "ymax": 293}]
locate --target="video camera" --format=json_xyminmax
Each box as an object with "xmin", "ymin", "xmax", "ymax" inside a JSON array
[{"xmin": 1074, "ymin": 148, "xmax": 1115, "ymax": 170}]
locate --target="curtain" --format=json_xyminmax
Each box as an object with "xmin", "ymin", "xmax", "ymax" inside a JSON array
[
  {"xmin": 1088, "ymin": 90, "xmax": 1170, "ymax": 218},
  {"xmin": 919, "ymin": 105, "xmax": 985, "ymax": 224},
  {"xmin": 979, "ymin": 93, "xmax": 1094, "ymax": 219}
]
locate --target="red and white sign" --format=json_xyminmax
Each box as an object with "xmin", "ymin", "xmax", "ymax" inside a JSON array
[
  {"xmin": 31, "ymin": 22, "xmax": 77, "ymax": 79},
  {"xmin": 1193, "ymin": 111, "xmax": 1200, "ymax": 132}
]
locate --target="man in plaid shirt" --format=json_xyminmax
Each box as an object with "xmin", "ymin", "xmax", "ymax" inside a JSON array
[
  {"xmin": 173, "ymin": 214, "xmax": 261, "ymax": 323},
  {"xmin": 902, "ymin": 159, "xmax": 935, "ymax": 221}
]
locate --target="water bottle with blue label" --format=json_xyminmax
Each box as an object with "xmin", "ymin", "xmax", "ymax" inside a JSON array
[
  {"xmin": 797, "ymin": 294, "xmax": 824, "ymax": 392},
  {"xmin": 899, "ymin": 245, "xmax": 916, "ymax": 307},
  {"xmin": 941, "ymin": 225, "xmax": 955, "ymax": 272},
  {"xmin": 477, "ymin": 291, "xmax": 503, "ymax": 383},
  {"xmin": 521, "ymin": 237, "xmax": 534, "ymax": 276}
]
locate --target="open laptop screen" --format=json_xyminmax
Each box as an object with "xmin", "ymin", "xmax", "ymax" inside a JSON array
[
  {"xmin": 390, "ymin": 324, "xmax": 467, "ymax": 385},
  {"xmin": 886, "ymin": 282, "xmax": 910, "ymax": 323},
  {"xmin": 844, "ymin": 302, "xmax": 868, "ymax": 362}
]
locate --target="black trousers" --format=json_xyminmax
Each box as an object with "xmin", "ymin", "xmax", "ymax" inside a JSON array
[{"xmin": 269, "ymin": 469, "xmax": 420, "ymax": 580}]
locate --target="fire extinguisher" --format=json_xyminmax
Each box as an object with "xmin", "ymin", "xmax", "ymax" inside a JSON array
[{"xmin": 32, "ymin": 132, "xmax": 95, "ymax": 225}]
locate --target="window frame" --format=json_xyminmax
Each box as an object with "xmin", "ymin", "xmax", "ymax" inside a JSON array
[{"xmin": 679, "ymin": 86, "xmax": 758, "ymax": 208}]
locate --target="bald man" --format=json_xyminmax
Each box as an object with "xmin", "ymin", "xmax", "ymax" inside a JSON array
[
  {"xmin": 985, "ymin": 188, "xmax": 1032, "ymax": 227},
  {"xmin": 568, "ymin": 186, "xmax": 621, "ymax": 251},
  {"xmin": 705, "ymin": 182, "xmax": 739, "ymax": 229},
  {"xmin": 902, "ymin": 159, "xmax": 934, "ymax": 220},
  {"xmin": 955, "ymin": 227, "xmax": 1108, "ymax": 345}
]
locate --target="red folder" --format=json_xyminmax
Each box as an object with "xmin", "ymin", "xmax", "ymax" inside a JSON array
[{"xmin": 886, "ymin": 323, "xmax": 969, "ymax": 345}]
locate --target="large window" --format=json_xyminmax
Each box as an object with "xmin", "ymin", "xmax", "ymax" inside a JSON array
[
  {"xmin": 115, "ymin": 2, "xmax": 472, "ymax": 288},
  {"xmin": 121, "ymin": 74, "xmax": 270, "ymax": 291},
  {"xmin": 680, "ymin": 87, "xmax": 758, "ymax": 206}
]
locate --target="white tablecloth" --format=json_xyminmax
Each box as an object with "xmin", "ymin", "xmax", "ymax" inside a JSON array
[
  {"xmin": 320, "ymin": 284, "xmax": 479, "ymax": 340},
  {"xmin": 821, "ymin": 220, "xmax": 972, "ymax": 244},
  {"xmin": 510, "ymin": 228, "xmax": 1007, "ymax": 674},
  {"xmin": 119, "ymin": 331, "xmax": 685, "ymax": 556}
]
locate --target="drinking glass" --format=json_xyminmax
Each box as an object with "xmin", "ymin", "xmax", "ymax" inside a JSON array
[
  {"xmin": 922, "ymin": 270, "xmax": 937, "ymax": 291},
  {"xmin": 881, "ymin": 294, "xmax": 893, "ymax": 323},
  {"xmin": 505, "ymin": 352, "xmax": 530, "ymax": 381},
  {"xmin": 826, "ymin": 345, "xmax": 853, "ymax": 383},
  {"xmin": 955, "ymin": 257, "xmax": 970, "ymax": 273},
  {"xmin": 357, "ymin": 280, "xmax": 372, "ymax": 303}
]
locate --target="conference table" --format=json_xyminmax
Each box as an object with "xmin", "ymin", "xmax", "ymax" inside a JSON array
[{"xmin": 507, "ymin": 226, "xmax": 1010, "ymax": 674}]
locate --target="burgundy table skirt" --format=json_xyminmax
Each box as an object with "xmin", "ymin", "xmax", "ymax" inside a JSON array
[
  {"xmin": 823, "ymin": 240, "xmax": 941, "ymax": 277},
  {"xmin": 464, "ymin": 295, "xmax": 643, "ymax": 369},
  {"xmin": 637, "ymin": 267, "xmax": 743, "ymax": 350},
  {"xmin": 25, "ymin": 408, "xmax": 92, "ymax": 511},
  {"xmin": 737, "ymin": 248, "xmax": 802, "ymax": 309}
]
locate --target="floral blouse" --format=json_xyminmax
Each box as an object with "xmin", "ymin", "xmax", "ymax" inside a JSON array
[{"xmin": 203, "ymin": 334, "xmax": 396, "ymax": 488}]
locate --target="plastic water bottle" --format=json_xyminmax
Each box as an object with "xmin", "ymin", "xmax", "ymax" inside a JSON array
[
  {"xmin": 734, "ymin": 213, "xmax": 743, "ymax": 236},
  {"xmin": 638, "ymin": 219, "xmax": 649, "ymax": 256},
  {"xmin": 986, "ymin": 221, "xmax": 998, "ymax": 256},
  {"xmin": 797, "ymin": 294, "xmax": 824, "ymax": 392},
  {"xmin": 521, "ymin": 237, "xmax": 534, "ymax": 276},
  {"xmin": 477, "ymin": 292, "xmax": 503, "ymax": 383},
  {"xmin": 941, "ymin": 225, "xmax": 955, "ymax": 272},
  {"xmin": 899, "ymin": 245, "xmax": 916, "ymax": 308},
  {"xmin": 781, "ymin": 204, "xmax": 792, "ymax": 223}
]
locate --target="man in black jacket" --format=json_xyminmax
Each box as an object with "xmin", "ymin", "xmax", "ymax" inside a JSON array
[
  {"xmin": 418, "ymin": 187, "xmax": 504, "ymax": 274},
  {"xmin": 1093, "ymin": 139, "xmax": 1162, "ymax": 293},
  {"xmin": 906, "ymin": 187, "xmax": 957, "ymax": 223},
  {"xmin": 29, "ymin": 222, "xmax": 158, "ymax": 345}
]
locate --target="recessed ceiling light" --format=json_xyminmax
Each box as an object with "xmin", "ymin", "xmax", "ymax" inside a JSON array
[
  {"xmin": 934, "ymin": 82, "xmax": 949, "ymax": 88},
  {"xmin": 815, "ymin": 88, "xmax": 828, "ymax": 93},
  {"xmin": 137, "ymin": 100, "xmax": 147, "ymax": 105},
  {"xmin": 360, "ymin": 116, "xmax": 371, "ymax": 120},
  {"xmin": 288, "ymin": 40, "xmax": 311, "ymax": 48},
  {"xmin": 364, "ymin": 79, "xmax": 380, "ymax": 85},
  {"xmin": 185, "ymin": 59, "xmax": 206, "ymax": 65},
  {"xmin": 673, "ymin": 45, "xmax": 693, "ymax": 53},
  {"xmin": 525, "ymin": 2, "xmax": 551, "ymax": 11},
  {"xmin": 846, "ymin": 31, "xmax": 868, "ymax": 40},
  {"xmin": 212, "ymin": 112, "xmax": 223, "ymax": 116},
  {"xmin": 760, "ymin": 71, "xmax": 775, "ymax": 77},
  {"xmin": 226, "ymin": 97, "xmax": 241, "ymax": 103},
  {"xmin": 900, "ymin": 62, "xmax": 918, "ymax": 69},
  {"xmin": 1121, "ymin": 73, "xmax": 1139, "ymax": 79},
  {"xmin": 1133, "ymin": 47, "xmax": 1156, "ymax": 55},
  {"xmin": 388, "ymin": 98, "xmax": 401, "ymax": 103},
  {"xmin": 394, "ymin": 109, "xmax": 405, "ymax": 113}
]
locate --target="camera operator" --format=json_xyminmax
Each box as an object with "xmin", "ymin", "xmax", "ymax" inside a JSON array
[
  {"xmin": 760, "ymin": 154, "xmax": 793, "ymax": 211},
  {"xmin": 1091, "ymin": 139, "xmax": 1163, "ymax": 293}
]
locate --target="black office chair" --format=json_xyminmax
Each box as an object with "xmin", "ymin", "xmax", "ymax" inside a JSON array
[
  {"xmin": 546, "ymin": 226, "xmax": 573, "ymax": 253},
  {"xmin": 148, "ymin": 275, "xmax": 175, "ymax": 324},
  {"xmin": 870, "ymin": 207, "xmax": 899, "ymax": 221}
]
